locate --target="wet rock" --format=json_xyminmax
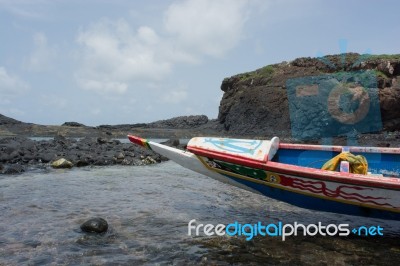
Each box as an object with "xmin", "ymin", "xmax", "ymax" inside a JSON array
[
  {"xmin": 22, "ymin": 152, "xmax": 36, "ymax": 163},
  {"xmin": 39, "ymin": 152, "xmax": 56, "ymax": 163},
  {"xmin": 20, "ymin": 139, "xmax": 35, "ymax": 150},
  {"xmin": 141, "ymin": 156, "xmax": 157, "ymax": 165},
  {"xmin": 0, "ymin": 132, "xmax": 164, "ymax": 171},
  {"xmin": 161, "ymin": 138, "xmax": 180, "ymax": 147},
  {"xmin": 2, "ymin": 164, "xmax": 25, "ymax": 174},
  {"xmin": 51, "ymin": 158, "xmax": 73, "ymax": 169},
  {"xmin": 75, "ymin": 160, "xmax": 89, "ymax": 167},
  {"xmin": 80, "ymin": 217, "xmax": 108, "ymax": 233},
  {"xmin": 93, "ymin": 158, "xmax": 110, "ymax": 166},
  {"xmin": 9, "ymin": 150, "xmax": 20, "ymax": 160},
  {"xmin": 121, "ymin": 158, "xmax": 133, "ymax": 165},
  {"xmin": 124, "ymin": 151, "xmax": 135, "ymax": 157},
  {"xmin": 97, "ymin": 137, "xmax": 108, "ymax": 144},
  {"xmin": 113, "ymin": 152, "xmax": 125, "ymax": 164}
]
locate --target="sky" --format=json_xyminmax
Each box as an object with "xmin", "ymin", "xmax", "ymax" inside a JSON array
[{"xmin": 0, "ymin": 0, "xmax": 399, "ymax": 126}]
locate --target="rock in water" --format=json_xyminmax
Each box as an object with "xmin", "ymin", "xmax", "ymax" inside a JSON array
[
  {"xmin": 81, "ymin": 218, "xmax": 108, "ymax": 233},
  {"xmin": 3, "ymin": 164, "xmax": 25, "ymax": 174},
  {"xmin": 51, "ymin": 158, "xmax": 73, "ymax": 169}
]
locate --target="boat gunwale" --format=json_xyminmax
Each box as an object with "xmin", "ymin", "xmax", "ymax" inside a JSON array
[{"xmin": 279, "ymin": 143, "xmax": 400, "ymax": 154}]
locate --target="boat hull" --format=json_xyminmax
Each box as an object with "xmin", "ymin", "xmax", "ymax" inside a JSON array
[
  {"xmin": 221, "ymin": 171, "xmax": 400, "ymax": 220},
  {"xmin": 196, "ymin": 156, "xmax": 400, "ymax": 220},
  {"xmin": 128, "ymin": 135, "xmax": 400, "ymax": 220}
]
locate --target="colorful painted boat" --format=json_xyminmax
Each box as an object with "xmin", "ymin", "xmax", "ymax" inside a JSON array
[{"xmin": 128, "ymin": 135, "xmax": 400, "ymax": 220}]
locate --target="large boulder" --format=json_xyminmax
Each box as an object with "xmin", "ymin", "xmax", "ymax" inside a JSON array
[
  {"xmin": 51, "ymin": 158, "xmax": 73, "ymax": 169},
  {"xmin": 218, "ymin": 53, "xmax": 400, "ymax": 138},
  {"xmin": 80, "ymin": 217, "xmax": 108, "ymax": 233}
]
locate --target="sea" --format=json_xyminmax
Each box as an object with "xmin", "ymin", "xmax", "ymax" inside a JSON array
[{"xmin": 1, "ymin": 159, "xmax": 400, "ymax": 265}]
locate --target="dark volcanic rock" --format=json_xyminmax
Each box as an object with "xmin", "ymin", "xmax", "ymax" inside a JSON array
[
  {"xmin": 161, "ymin": 139, "xmax": 180, "ymax": 147},
  {"xmin": 39, "ymin": 152, "xmax": 56, "ymax": 163},
  {"xmin": 62, "ymin": 122, "xmax": 85, "ymax": 127},
  {"xmin": 0, "ymin": 114, "xmax": 23, "ymax": 125},
  {"xmin": 218, "ymin": 53, "xmax": 400, "ymax": 137},
  {"xmin": 75, "ymin": 159, "xmax": 89, "ymax": 167},
  {"xmin": 97, "ymin": 137, "xmax": 108, "ymax": 144},
  {"xmin": 0, "ymin": 135, "xmax": 163, "ymax": 173},
  {"xmin": 148, "ymin": 115, "xmax": 209, "ymax": 129},
  {"xmin": 2, "ymin": 164, "xmax": 25, "ymax": 174},
  {"xmin": 80, "ymin": 217, "xmax": 108, "ymax": 233},
  {"xmin": 160, "ymin": 138, "xmax": 187, "ymax": 150}
]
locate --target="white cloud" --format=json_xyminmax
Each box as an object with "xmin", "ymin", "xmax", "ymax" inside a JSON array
[
  {"xmin": 75, "ymin": 0, "xmax": 255, "ymax": 95},
  {"xmin": 40, "ymin": 94, "xmax": 68, "ymax": 109},
  {"xmin": 91, "ymin": 108, "xmax": 101, "ymax": 115},
  {"xmin": 25, "ymin": 32, "xmax": 57, "ymax": 71},
  {"xmin": 75, "ymin": 18, "xmax": 172, "ymax": 94},
  {"xmin": 0, "ymin": 67, "xmax": 29, "ymax": 96},
  {"xmin": 161, "ymin": 88, "xmax": 188, "ymax": 104},
  {"xmin": 137, "ymin": 26, "xmax": 159, "ymax": 45},
  {"xmin": 164, "ymin": 0, "xmax": 249, "ymax": 57},
  {"xmin": 76, "ymin": 78, "xmax": 128, "ymax": 94}
]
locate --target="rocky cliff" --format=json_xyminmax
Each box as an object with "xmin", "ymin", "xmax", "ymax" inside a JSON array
[
  {"xmin": 0, "ymin": 114, "xmax": 24, "ymax": 125},
  {"xmin": 218, "ymin": 53, "xmax": 400, "ymax": 138}
]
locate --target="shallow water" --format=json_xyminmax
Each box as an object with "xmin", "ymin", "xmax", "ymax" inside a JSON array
[{"xmin": 1, "ymin": 162, "xmax": 400, "ymax": 265}]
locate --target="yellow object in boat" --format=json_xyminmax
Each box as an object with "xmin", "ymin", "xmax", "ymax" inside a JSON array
[{"xmin": 322, "ymin": 152, "xmax": 368, "ymax": 175}]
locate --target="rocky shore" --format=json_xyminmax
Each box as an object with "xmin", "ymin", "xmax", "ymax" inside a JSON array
[
  {"xmin": 0, "ymin": 135, "xmax": 170, "ymax": 174},
  {"xmin": 2, "ymin": 53, "xmax": 400, "ymax": 174},
  {"xmin": 0, "ymin": 113, "xmax": 222, "ymax": 139}
]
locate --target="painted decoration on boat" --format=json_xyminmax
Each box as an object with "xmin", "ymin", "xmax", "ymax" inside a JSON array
[
  {"xmin": 188, "ymin": 137, "xmax": 280, "ymax": 162},
  {"xmin": 204, "ymin": 138, "xmax": 262, "ymax": 154},
  {"xmin": 200, "ymin": 156, "xmax": 399, "ymax": 211}
]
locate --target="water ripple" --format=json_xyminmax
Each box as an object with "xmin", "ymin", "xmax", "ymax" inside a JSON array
[{"xmin": 0, "ymin": 161, "xmax": 399, "ymax": 265}]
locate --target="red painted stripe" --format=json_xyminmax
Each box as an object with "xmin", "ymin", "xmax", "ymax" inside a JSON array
[
  {"xmin": 187, "ymin": 146, "xmax": 266, "ymax": 169},
  {"xmin": 128, "ymin": 135, "xmax": 146, "ymax": 147}
]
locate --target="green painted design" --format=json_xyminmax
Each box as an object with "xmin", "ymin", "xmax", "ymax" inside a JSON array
[
  {"xmin": 216, "ymin": 160, "xmax": 266, "ymax": 180},
  {"xmin": 144, "ymin": 140, "xmax": 152, "ymax": 150}
]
